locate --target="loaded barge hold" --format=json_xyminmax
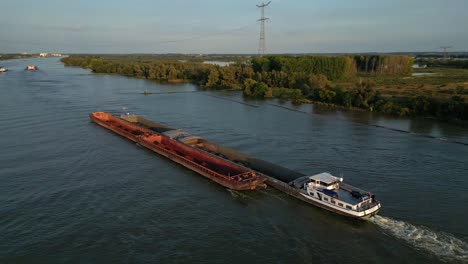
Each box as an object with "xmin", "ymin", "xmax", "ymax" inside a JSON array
[
  {"xmin": 89, "ymin": 112, "xmax": 265, "ymax": 190},
  {"xmin": 123, "ymin": 114, "xmax": 381, "ymax": 219}
]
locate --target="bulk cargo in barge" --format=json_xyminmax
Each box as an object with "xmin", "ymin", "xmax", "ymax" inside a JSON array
[
  {"xmin": 122, "ymin": 114, "xmax": 381, "ymax": 219},
  {"xmin": 89, "ymin": 112, "xmax": 265, "ymax": 190}
]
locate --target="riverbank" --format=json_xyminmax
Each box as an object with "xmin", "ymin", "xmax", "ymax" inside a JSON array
[
  {"xmin": 60, "ymin": 54, "xmax": 467, "ymax": 121},
  {"xmin": 0, "ymin": 54, "xmax": 41, "ymax": 61}
]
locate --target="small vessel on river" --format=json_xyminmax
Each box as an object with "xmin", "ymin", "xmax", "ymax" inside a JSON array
[
  {"xmin": 0, "ymin": 67, "xmax": 8, "ymax": 72},
  {"xmin": 123, "ymin": 114, "xmax": 381, "ymax": 219},
  {"xmin": 89, "ymin": 112, "xmax": 265, "ymax": 190},
  {"xmin": 25, "ymin": 65, "xmax": 38, "ymax": 71}
]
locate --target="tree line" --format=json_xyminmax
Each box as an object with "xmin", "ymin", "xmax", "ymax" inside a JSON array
[
  {"xmin": 354, "ymin": 55, "xmax": 413, "ymax": 76},
  {"xmin": 425, "ymin": 60, "xmax": 468, "ymax": 69},
  {"xmin": 61, "ymin": 56, "xmax": 251, "ymax": 89},
  {"xmin": 62, "ymin": 55, "xmax": 467, "ymax": 121},
  {"xmin": 252, "ymin": 55, "xmax": 413, "ymax": 79},
  {"xmin": 252, "ymin": 56, "xmax": 357, "ymax": 80},
  {"xmin": 307, "ymin": 81, "xmax": 467, "ymax": 120}
]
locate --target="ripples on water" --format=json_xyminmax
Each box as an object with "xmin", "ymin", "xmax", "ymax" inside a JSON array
[
  {"xmin": 369, "ymin": 216, "xmax": 468, "ymax": 263},
  {"xmin": 0, "ymin": 58, "xmax": 467, "ymax": 263}
]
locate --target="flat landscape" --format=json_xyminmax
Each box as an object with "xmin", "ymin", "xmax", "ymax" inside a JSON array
[{"xmin": 1, "ymin": 0, "xmax": 468, "ymax": 263}]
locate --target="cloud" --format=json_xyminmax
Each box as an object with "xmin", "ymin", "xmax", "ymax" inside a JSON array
[{"xmin": 61, "ymin": 25, "xmax": 84, "ymax": 32}]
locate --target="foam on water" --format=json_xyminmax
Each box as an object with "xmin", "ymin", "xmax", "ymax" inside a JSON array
[
  {"xmin": 369, "ymin": 215, "xmax": 468, "ymax": 263},
  {"xmin": 226, "ymin": 189, "xmax": 251, "ymax": 200}
]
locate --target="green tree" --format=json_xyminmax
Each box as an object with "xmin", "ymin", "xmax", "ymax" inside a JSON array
[
  {"xmin": 219, "ymin": 67, "xmax": 237, "ymax": 88},
  {"xmin": 252, "ymin": 82, "xmax": 269, "ymax": 98},
  {"xmin": 243, "ymin": 78, "xmax": 257, "ymax": 96},
  {"xmin": 318, "ymin": 88, "xmax": 336, "ymax": 102},
  {"xmin": 206, "ymin": 68, "xmax": 220, "ymax": 87}
]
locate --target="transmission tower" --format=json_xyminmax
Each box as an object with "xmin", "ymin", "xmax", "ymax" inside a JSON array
[
  {"xmin": 440, "ymin": 46, "xmax": 452, "ymax": 59},
  {"xmin": 257, "ymin": 1, "xmax": 271, "ymax": 56}
]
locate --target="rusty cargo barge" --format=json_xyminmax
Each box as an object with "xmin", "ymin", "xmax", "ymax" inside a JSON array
[
  {"xmin": 122, "ymin": 114, "xmax": 381, "ymax": 219},
  {"xmin": 89, "ymin": 112, "xmax": 265, "ymax": 190}
]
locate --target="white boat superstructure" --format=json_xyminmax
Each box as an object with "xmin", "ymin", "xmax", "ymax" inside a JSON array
[
  {"xmin": 0, "ymin": 67, "xmax": 8, "ymax": 72},
  {"xmin": 25, "ymin": 65, "xmax": 38, "ymax": 71},
  {"xmin": 290, "ymin": 172, "xmax": 381, "ymax": 218}
]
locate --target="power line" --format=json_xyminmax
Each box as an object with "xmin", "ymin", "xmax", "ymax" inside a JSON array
[{"xmin": 257, "ymin": 1, "xmax": 271, "ymax": 56}]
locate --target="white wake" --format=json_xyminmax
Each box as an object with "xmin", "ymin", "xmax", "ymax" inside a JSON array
[{"xmin": 368, "ymin": 215, "xmax": 468, "ymax": 263}]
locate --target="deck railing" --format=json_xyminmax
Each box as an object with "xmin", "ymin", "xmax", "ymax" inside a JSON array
[
  {"xmin": 142, "ymin": 138, "xmax": 258, "ymax": 183},
  {"xmin": 98, "ymin": 113, "xmax": 262, "ymax": 185}
]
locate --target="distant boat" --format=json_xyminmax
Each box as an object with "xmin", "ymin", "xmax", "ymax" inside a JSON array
[
  {"xmin": 0, "ymin": 67, "xmax": 8, "ymax": 72},
  {"xmin": 25, "ymin": 65, "xmax": 38, "ymax": 71}
]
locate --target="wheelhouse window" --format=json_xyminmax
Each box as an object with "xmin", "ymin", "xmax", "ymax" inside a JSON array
[
  {"xmin": 338, "ymin": 203, "xmax": 343, "ymax": 207},
  {"xmin": 317, "ymin": 181, "xmax": 335, "ymax": 187},
  {"xmin": 346, "ymin": 205, "xmax": 352, "ymax": 210}
]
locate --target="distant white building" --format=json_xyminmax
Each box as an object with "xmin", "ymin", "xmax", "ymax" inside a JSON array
[{"xmin": 39, "ymin": 53, "xmax": 62, "ymax": 57}]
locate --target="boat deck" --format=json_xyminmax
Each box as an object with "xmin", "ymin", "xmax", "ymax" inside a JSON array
[
  {"xmin": 335, "ymin": 188, "xmax": 361, "ymax": 205},
  {"xmin": 90, "ymin": 112, "xmax": 265, "ymax": 190},
  {"xmin": 122, "ymin": 115, "xmax": 305, "ymax": 182}
]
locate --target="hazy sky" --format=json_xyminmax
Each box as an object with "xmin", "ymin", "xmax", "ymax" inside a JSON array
[{"xmin": 1, "ymin": 0, "xmax": 467, "ymax": 53}]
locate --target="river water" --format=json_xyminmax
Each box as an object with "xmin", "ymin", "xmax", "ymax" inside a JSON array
[{"xmin": 0, "ymin": 58, "xmax": 467, "ymax": 263}]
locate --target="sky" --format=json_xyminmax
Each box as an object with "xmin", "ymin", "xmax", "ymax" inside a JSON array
[{"xmin": 0, "ymin": 0, "xmax": 467, "ymax": 54}]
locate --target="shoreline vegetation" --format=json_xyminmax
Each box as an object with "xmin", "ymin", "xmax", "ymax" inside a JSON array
[
  {"xmin": 60, "ymin": 54, "xmax": 468, "ymax": 121},
  {"xmin": 0, "ymin": 53, "xmax": 44, "ymax": 61}
]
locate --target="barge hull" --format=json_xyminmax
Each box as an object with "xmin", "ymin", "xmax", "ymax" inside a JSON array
[
  {"xmin": 90, "ymin": 112, "xmax": 264, "ymax": 190},
  {"xmin": 121, "ymin": 115, "xmax": 380, "ymax": 218},
  {"xmin": 122, "ymin": 115, "xmax": 304, "ymax": 182}
]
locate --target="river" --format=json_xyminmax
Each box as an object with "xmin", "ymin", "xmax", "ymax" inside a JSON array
[{"xmin": 0, "ymin": 57, "xmax": 467, "ymax": 263}]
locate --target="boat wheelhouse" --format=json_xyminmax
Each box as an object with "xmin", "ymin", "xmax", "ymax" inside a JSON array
[{"xmin": 290, "ymin": 172, "xmax": 381, "ymax": 218}]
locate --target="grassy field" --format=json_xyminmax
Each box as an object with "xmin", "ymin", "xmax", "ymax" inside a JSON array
[{"xmin": 336, "ymin": 67, "xmax": 468, "ymax": 101}]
